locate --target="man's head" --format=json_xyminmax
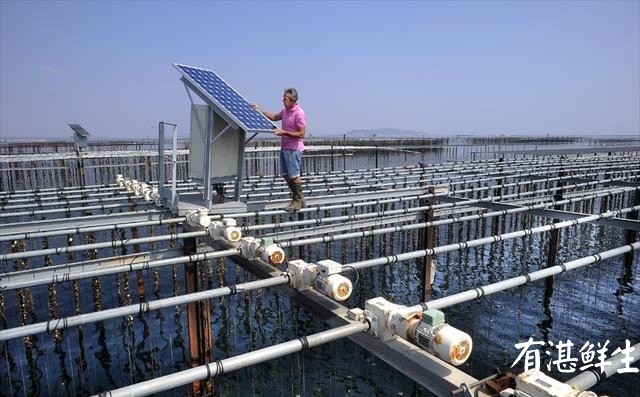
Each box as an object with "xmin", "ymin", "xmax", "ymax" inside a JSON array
[{"xmin": 282, "ymin": 88, "xmax": 298, "ymax": 109}]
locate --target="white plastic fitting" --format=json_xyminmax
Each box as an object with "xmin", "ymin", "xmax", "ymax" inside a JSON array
[
  {"xmin": 258, "ymin": 244, "xmax": 285, "ymax": 265},
  {"xmin": 315, "ymin": 259, "xmax": 353, "ymax": 301},
  {"xmin": 143, "ymin": 187, "xmax": 156, "ymax": 202},
  {"xmin": 410, "ymin": 309, "xmax": 472, "ymax": 366},
  {"xmin": 116, "ymin": 174, "xmax": 125, "ymax": 187},
  {"xmin": 186, "ymin": 209, "xmax": 211, "ymax": 228},
  {"xmin": 124, "ymin": 178, "xmax": 134, "ymax": 192},
  {"xmin": 223, "ymin": 218, "xmax": 237, "ymax": 227},
  {"xmin": 152, "ymin": 191, "xmax": 162, "ymax": 207},
  {"xmin": 365, "ymin": 297, "xmax": 415, "ymax": 341},
  {"xmin": 126, "ymin": 179, "xmax": 138, "ymax": 193},
  {"xmin": 364, "ymin": 299, "xmax": 472, "ymax": 366},
  {"xmin": 134, "ymin": 182, "xmax": 148, "ymax": 197},
  {"xmin": 286, "ymin": 259, "xmax": 352, "ymax": 301},
  {"xmin": 315, "ymin": 273, "xmax": 352, "ymax": 301},
  {"xmin": 287, "ymin": 259, "xmax": 317, "ymax": 291},
  {"xmin": 210, "ymin": 218, "xmax": 242, "ymax": 242},
  {"xmin": 224, "ymin": 227, "xmax": 241, "ymax": 242},
  {"xmin": 239, "ymin": 237, "xmax": 258, "ymax": 259},
  {"xmin": 419, "ymin": 323, "xmax": 472, "ymax": 366},
  {"xmin": 515, "ymin": 370, "xmax": 581, "ymax": 397}
]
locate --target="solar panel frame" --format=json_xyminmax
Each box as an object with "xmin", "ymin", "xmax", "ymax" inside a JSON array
[
  {"xmin": 68, "ymin": 124, "xmax": 91, "ymax": 137},
  {"xmin": 174, "ymin": 64, "xmax": 276, "ymax": 133}
]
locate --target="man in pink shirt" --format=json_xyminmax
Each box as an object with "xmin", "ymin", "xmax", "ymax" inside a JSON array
[{"xmin": 252, "ymin": 88, "xmax": 306, "ymax": 211}]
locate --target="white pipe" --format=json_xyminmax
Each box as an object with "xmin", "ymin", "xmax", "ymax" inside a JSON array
[
  {"xmin": 408, "ymin": 242, "xmax": 640, "ymax": 312},
  {"xmin": 0, "ymin": 273, "xmax": 289, "ymax": 341},
  {"xmin": 566, "ymin": 341, "xmax": 640, "ymax": 391},
  {"xmin": 1, "ymin": 231, "xmax": 208, "ymax": 261},
  {"xmin": 91, "ymin": 321, "xmax": 368, "ymax": 397},
  {"xmin": 348, "ymin": 206, "xmax": 640, "ymax": 271}
]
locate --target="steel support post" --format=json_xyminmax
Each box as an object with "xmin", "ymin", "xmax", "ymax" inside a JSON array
[
  {"xmin": 202, "ymin": 107, "xmax": 214, "ymax": 208},
  {"xmin": 158, "ymin": 122, "xmax": 165, "ymax": 198},
  {"xmin": 297, "ymin": 211, "xmax": 305, "ymax": 261},
  {"xmin": 233, "ymin": 129, "xmax": 246, "ymax": 202},
  {"xmin": 183, "ymin": 236, "xmax": 213, "ymax": 396}
]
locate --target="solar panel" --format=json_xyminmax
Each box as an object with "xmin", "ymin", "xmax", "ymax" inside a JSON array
[
  {"xmin": 174, "ymin": 64, "xmax": 276, "ymax": 132},
  {"xmin": 68, "ymin": 124, "xmax": 91, "ymax": 137}
]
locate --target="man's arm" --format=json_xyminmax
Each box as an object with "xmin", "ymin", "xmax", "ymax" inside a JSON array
[
  {"xmin": 275, "ymin": 125, "xmax": 306, "ymax": 139},
  {"xmin": 251, "ymin": 103, "xmax": 281, "ymax": 121}
]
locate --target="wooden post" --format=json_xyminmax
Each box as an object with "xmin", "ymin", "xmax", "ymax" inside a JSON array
[
  {"xmin": 76, "ymin": 151, "xmax": 87, "ymax": 188},
  {"xmin": 184, "ymin": 236, "xmax": 213, "ymax": 396},
  {"xmin": 128, "ymin": 200, "xmax": 147, "ymax": 302},
  {"xmin": 420, "ymin": 185, "xmax": 436, "ymax": 301},
  {"xmin": 494, "ymin": 158, "xmax": 504, "ymax": 198},
  {"xmin": 342, "ymin": 134, "xmax": 346, "ymax": 171},
  {"xmin": 544, "ymin": 171, "xmax": 565, "ymax": 306},
  {"xmin": 130, "ymin": 226, "xmax": 147, "ymax": 302}
]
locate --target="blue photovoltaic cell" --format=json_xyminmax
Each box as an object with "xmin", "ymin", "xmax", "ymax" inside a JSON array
[{"xmin": 175, "ymin": 64, "xmax": 276, "ymax": 132}]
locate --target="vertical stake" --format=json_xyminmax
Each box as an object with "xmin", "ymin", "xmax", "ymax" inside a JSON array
[
  {"xmin": 130, "ymin": 227, "xmax": 146, "ymax": 302},
  {"xmin": 184, "ymin": 236, "xmax": 213, "ymax": 396},
  {"xmin": 544, "ymin": 171, "xmax": 565, "ymax": 318},
  {"xmin": 420, "ymin": 183, "xmax": 436, "ymax": 302},
  {"xmin": 77, "ymin": 152, "xmax": 86, "ymax": 188},
  {"xmin": 342, "ymin": 134, "xmax": 346, "ymax": 171}
]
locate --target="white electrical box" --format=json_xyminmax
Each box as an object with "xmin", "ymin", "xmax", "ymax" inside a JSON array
[{"xmin": 189, "ymin": 104, "xmax": 243, "ymax": 181}]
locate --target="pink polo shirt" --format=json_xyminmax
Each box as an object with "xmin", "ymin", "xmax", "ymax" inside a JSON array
[{"xmin": 277, "ymin": 104, "xmax": 306, "ymax": 151}]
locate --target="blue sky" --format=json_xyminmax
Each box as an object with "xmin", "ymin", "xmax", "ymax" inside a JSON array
[{"xmin": 0, "ymin": 0, "xmax": 638, "ymax": 139}]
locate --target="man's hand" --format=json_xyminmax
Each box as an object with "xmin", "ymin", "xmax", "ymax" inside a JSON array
[
  {"xmin": 274, "ymin": 128, "xmax": 284, "ymax": 136},
  {"xmin": 251, "ymin": 102, "xmax": 259, "ymax": 111}
]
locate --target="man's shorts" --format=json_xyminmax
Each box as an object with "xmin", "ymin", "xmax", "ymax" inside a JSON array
[{"xmin": 280, "ymin": 149, "xmax": 302, "ymax": 178}]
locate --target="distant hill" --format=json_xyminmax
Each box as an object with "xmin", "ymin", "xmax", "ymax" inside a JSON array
[{"xmin": 319, "ymin": 128, "xmax": 429, "ymax": 139}]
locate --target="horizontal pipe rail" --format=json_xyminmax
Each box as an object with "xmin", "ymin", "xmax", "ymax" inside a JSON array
[
  {"xmin": 347, "ymin": 205, "xmax": 640, "ymax": 271},
  {"xmin": 5, "ymin": 187, "xmax": 633, "ymax": 288},
  {"xmin": 275, "ymin": 188, "xmax": 637, "ymax": 247},
  {"xmin": 0, "ymin": 217, "xmax": 184, "ymax": 242},
  {"xmin": 409, "ymin": 242, "xmax": 640, "ymax": 312},
  {"xmin": 1, "ymin": 230, "xmax": 208, "ymax": 261},
  {"xmin": 2, "ymin": 157, "xmax": 637, "ymax": 208},
  {"xmin": 1, "ymin": 153, "xmax": 637, "ymax": 200},
  {"xmin": 91, "ymin": 321, "xmax": 369, "ymax": 397},
  {"xmin": 3, "ymin": 176, "xmax": 636, "ymax": 244},
  {"xmin": 0, "ymin": 269, "xmax": 285, "ymax": 340},
  {"xmin": 1, "ymin": 247, "xmax": 236, "ymax": 290},
  {"xmin": 567, "ymin": 341, "xmax": 640, "ymax": 391},
  {"xmin": 0, "ymin": 201, "xmax": 155, "ymax": 219}
]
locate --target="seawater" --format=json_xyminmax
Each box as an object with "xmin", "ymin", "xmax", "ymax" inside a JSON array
[{"xmin": 1, "ymin": 142, "xmax": 639, "ymax": 397}]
